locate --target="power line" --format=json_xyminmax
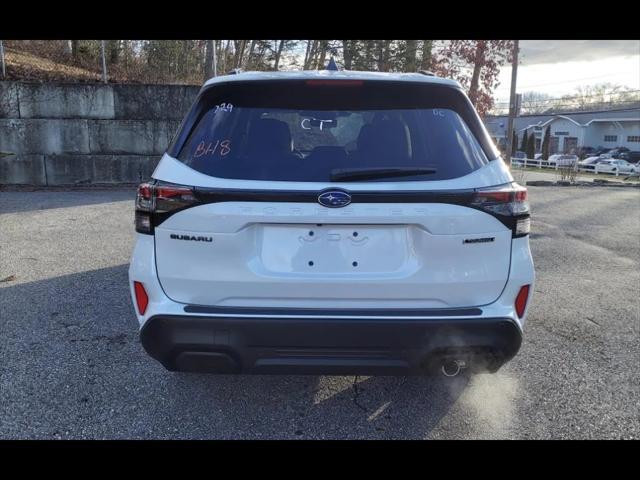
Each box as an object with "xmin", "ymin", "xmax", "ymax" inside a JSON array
[
  {"xmin": 514, "ymin": 71, "xmax": 639, "ymax": 89},
  {"xmin": 494, "ymin": 97, "xmax": 640, "ymax": 107},
  {"xmin": 493, "ymin": 98, "xmax": 640, "ymax": 109},
  {"xmin": 492, "ymin": 101, "xmax": 640, "ymax": 112},
  {"xmin": 487, "ymin": 106, "xmax": 640, "ymax": 117},
  {"xmin": 489, "ymin": 107, "xmax": 638, "ymax": 117},
  {"xmin": 493, "ymin": 89, "xmax": 640, "ymax": 106},
  {"xmin": 492, "ymin": 99, "xmax": 640, "ymax": 110}
]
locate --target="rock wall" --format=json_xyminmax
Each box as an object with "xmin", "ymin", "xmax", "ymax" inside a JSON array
[{"xmin": 0, "ymin": 82, "xmax": 200, "ymax": 185}]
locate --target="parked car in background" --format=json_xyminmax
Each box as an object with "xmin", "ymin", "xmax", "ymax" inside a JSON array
[
  {"xmin": 578, "ymin": 146, "xmax": 596, "ymax": 159},
  {"xmin": 578, "ymin": 155, "xmax": 606, "ymax": 170},
  {"xmin": 512, "ymin": 150, "xmax": 527, "ymax": 159},
  {"xmin": 595, "ymin": 159, "xmax": 636, "ymax": 174},
  {"xmin": 547, "ymin": 154, "xmax": 562, "ymax": 165},
  {"xmin": 593, "ymin": 147, "xmax": 611, "ymax": 156},
  {"xmin": 534, "ymin": 153, "xmax": 543, "ymax": 160},
  {"xmin": 619, "ymin": 151, "xmax": 640, "ymax": 164},
  {"xmin": 608, "ymin": 147, "xmax": 630, "ymax": 159}
]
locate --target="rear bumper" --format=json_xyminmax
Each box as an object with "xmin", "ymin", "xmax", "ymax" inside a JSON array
[{"xmin": 140, "ymin": 313, "xmax": 522, "ymax": 375}]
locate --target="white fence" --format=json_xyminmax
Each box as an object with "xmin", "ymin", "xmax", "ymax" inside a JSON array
[{"xmin": 510, "ymin": 158, "xmax": 626, "ymax": 177}]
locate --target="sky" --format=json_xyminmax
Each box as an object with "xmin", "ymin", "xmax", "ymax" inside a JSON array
[
  {"xmin": 283, "ymin": 40, "xmax": 638, "ymax": 105},
  {"xmin": 493, "ymin": 40, "xmax": 640, "ymax": 102}
]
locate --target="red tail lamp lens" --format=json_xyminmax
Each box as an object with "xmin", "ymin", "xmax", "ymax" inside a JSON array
[
  {"xmin": 515, "ymin": 285, "xmax": 530, "ymax": 318},
  {"xmin": 475, "ymin": 191, "xmax": 512, "ymax": 203},
  {"xmin": 155, "ymin": 185, "xmax": 193, "ymax": 199},
  {"xmin": 514, "ymin": 189, "xmax": 528, "ymax": 202},
  {"xmin": 474, "ymin": 188, "xmax": 527, "ymax": 204},
  {"xmin": 134, "ymin": 281, "xmax": 149, "ymax": 315}
]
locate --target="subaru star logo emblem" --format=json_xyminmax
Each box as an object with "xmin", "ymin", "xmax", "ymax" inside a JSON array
[{"xmin": 318, "ymin": 190, "xmax": 351, "ymax": 208}]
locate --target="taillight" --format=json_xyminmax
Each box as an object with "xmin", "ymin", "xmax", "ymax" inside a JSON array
[
  {"xmin": 154, "ymin": 185, "xmax": 197, "ymax": 213},
  {"xmin": 133, "ymin": 281, "xmax": 149, "ymax": 315},
  {"xmin": 135, "ymin": 181, "xmax": 198, "ymax": 234},
  {"xmin": 135, "ymin": 182, "xmax": 154, "ymax": 233},
  {"xmin": 515, "ymin": 285, "xmax": 530, "ymax": 318},
  {"xmin": 471, "ymin": 183, "xmax": 530, "ymax": 237}
]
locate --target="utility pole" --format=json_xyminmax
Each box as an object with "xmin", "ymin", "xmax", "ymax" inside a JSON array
[{"xmin": 505, "ymin": 40, "xmax": 519, "ymax": 165}]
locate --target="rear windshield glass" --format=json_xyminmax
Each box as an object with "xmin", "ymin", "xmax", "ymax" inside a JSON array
[{"xmin": 172, "ymin": 80, "xmax": 496, "ymax": 182}]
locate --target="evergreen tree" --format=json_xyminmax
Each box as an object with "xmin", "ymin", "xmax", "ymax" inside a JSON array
[
  {"xmin": 541, "ymin": 125, "xmax": 551, "ymax": 160},
  {"xmin": 526, "ymin": 132, "xmax": 536, "ymax": 159},
  {"xmin": 520, "ymin": 130, "xmax": 528, "ymax": 152}
]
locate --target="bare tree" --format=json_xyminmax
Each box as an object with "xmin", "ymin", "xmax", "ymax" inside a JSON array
[
  {"xmin": 233, "ymin": 40, "xmax": 247, "ymax": 69},
  {"xmin": 520, "ymin": 91, "xmax": 553, "ymax": 114},
  {"xmin": 304, "ymin": 40, "xmax": 319, "ymax": 69},
  {"xmin": 71, "ymin": 40, "xmax": 79, "ymax": 62},
  {"xmin": 404, "ymin": 40, "xmax": 418, "ymax": 72},
  {"xmin": 316, "ymin": 40, "xmax": 329, "ymax": 69},
  {"xmin": 467, "ymin": 41, "xmax": 487, "ymax": 106},
  {"xmin": 303, "ymin": 40, "xmax": 313, "ymax": 69},
  {"xmin": 108, "ymin": 40, "xmax": 121, "ymax": 64},
  {"xmin": 222, "ymin": 40, "xmax": 231, "ymax": 73},
  {"xmin": 376, "ymin": 40, "xmax": 392, "ymax": 71},
  {"xmin": 273, "ymin": 40, "xmax": 286, "ymax": 70},
  {"xmin": 204, "ymin": 40, "xmax": 214, "ymax": 81},
  {"xmin": 245, "ymin": 40, "xmax": 256, "ymax": 69},
  {"xmin": 420, "ymin": 40, "xmax": 433, "ymax": 70},
  {"xmin": 342, "ymin": 40, "xmax": 353, "ymax": 69}
]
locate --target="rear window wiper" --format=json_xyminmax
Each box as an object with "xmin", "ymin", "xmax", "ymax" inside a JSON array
[{"xmin": 330, "ymin": 167, "xmax": 437, "ymax": 182}]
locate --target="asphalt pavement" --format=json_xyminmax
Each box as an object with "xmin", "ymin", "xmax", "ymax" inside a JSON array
[{"xmin": 0, "ymin": 186, "xmax": 638, "ymax": 439}]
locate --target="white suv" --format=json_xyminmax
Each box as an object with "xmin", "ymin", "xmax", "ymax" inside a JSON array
[
  {"xmin": 129, "ymin": 70, "xmax": 535, "ymax": 377},
  {"xmin": 595, "ymin": 158, "xmax": 636, "ymax": 174}
]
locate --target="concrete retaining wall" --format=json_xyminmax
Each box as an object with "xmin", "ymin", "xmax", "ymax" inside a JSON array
[{"xmin": 0, "ymin": 81, "xmax": 200, "ymax": 185}]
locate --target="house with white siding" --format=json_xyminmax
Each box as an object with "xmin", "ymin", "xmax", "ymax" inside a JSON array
[
  {"xmin": 484, "ymin": 109, "xmax": 640, "ymax": 154},
  {"xmin": 582, "ymin": 119, "xmax": 640, "ymax": 150}
]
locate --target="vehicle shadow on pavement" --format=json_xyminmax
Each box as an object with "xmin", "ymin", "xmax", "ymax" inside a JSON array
[{"xmin": 1, "ymin": 264, "xmax": 470, "ymax": 439}]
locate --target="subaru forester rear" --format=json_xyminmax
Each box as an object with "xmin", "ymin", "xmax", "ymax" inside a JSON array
[{"xmin": 128, "ymin": 70, "xmax": 534, "ymax": 377}]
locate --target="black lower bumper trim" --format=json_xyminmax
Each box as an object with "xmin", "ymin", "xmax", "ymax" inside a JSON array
[
  {"xmin": 140, "ymin": 314, "xmax": 522, "ymax": 375},
  {"xmin": 183, "ymin": 304, "xmax": 483, "ymax": 317}
]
